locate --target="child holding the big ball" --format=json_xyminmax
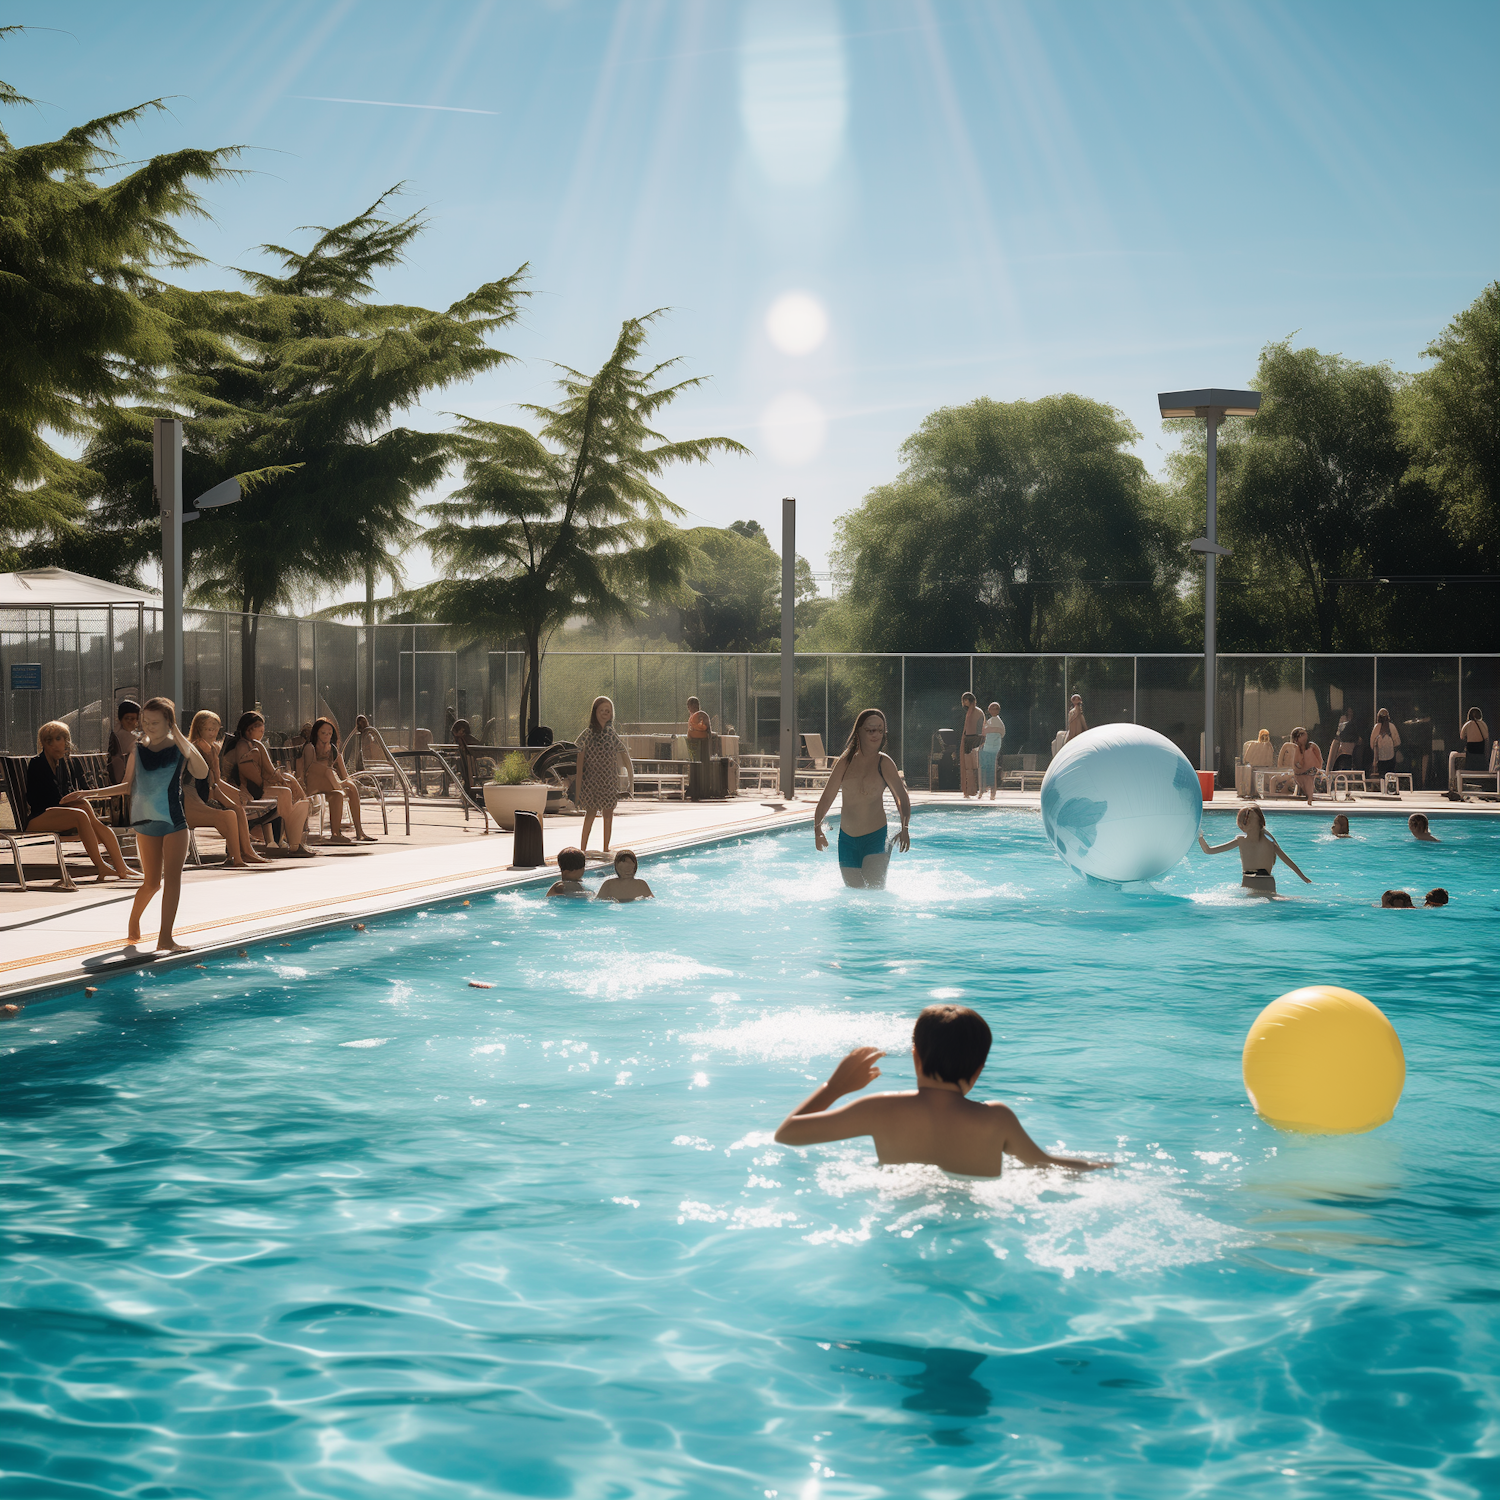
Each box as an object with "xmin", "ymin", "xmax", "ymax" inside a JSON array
[{"xmin": 1198, "ymin": 804, "xmax": 1312, "ymax": 897}]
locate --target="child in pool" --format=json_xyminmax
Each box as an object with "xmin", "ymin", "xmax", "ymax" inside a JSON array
[
  {"xmin": 546, "ymin": 846, "xmax": 593, "ymax": 898},
  {"xmin": 1331, "ymin": 814, "xmax": 1350, "ymax": 838},
  {"xmin": 595, "ymin": 848, "xmax": 653, "ymax": 902},
  {"xmin": 1198, "ymin": 803, "xmax": 1311, "ymax": 896},
  {"xmin": 773, "ymin": 1004, "xmax": 1112, "ymax": 1179},
  {"xmin": 1408, "ymin": 813, "xmax": 1440, "ymax": 843}
]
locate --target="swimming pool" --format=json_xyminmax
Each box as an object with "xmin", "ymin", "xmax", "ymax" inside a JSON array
[{"xmin": 2, "ymin": 808, "xmax": 1497, "ymax": 1498}]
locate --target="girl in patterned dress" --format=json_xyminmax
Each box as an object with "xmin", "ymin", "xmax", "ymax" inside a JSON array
[{"xmin": 573, "ymin": 696, "xmax": 635, "ymax": 854}]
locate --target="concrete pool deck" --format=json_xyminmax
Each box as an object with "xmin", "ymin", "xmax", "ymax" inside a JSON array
[{"xmin": 2, "ymin": 786, "xmax": 1493, "ymax": 1002}]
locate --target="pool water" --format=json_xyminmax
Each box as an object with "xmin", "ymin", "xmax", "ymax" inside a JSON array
[{"xmin": 3, "ymin": 809, "xmax": 1498, "ymax": 1499}]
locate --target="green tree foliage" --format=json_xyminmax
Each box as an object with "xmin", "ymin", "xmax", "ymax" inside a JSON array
[
  {"xmin": 72, "ymin": 194, "xmax": 525, "ymax": 705},
  {"xmin": 0, "ymin": 39, "xmax": 239, "ymax": 560},
  {"xmin": 413, "ymin": 315, "xmax": 747, "ymax": 737},
  {"xmin": 831, "ymin": 395, "xmax": 1186, "ymax": 653},
  {"xmin": 1223, "ymin": 341, "xmax": 1409, "ymax": 653},
  {"xmin": 680, "ymin": 524, "xmax": 778, "ymax": 651},
  {"xmin": 1401, "ymin": 282, "xmax": 1499, "ymax": 570}
]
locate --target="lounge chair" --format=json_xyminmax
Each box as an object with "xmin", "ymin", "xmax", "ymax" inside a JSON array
[
  {"xmin": 797, "ymin": 733, "xmax": 833, "ymax": 790},
  {"xmin": 0, "ymin": 754, "xmax": 78, "ymax": 891}
]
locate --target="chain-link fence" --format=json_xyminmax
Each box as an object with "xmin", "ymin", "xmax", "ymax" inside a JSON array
[{"xmin": 3, "ymin": 604, "xmax": 1496, "ymax": 790}]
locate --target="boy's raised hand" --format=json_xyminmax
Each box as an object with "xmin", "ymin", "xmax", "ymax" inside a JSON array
[{"xmin": 827, "ymin": 1046, "xmax": 885, "ymax": 1097}]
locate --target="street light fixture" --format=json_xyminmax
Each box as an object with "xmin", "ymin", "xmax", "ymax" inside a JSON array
[{"xmin": 1156, "ymin": 388, "xmax": 1261, "ymax": 781}]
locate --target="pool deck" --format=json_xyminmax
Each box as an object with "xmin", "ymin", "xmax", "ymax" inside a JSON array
[{"xmin": 2, "ymin": 786, "xmax": 1493, "ymax": 1003}]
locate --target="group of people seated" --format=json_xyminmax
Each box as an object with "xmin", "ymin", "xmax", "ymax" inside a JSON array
[
  {"xmin": 24, "ymin": 700, "xmax": 378, "ymax": 878},
  {"xmin": 1242, "ymin": 705, "xmax": 1491, "ymax": 802}
]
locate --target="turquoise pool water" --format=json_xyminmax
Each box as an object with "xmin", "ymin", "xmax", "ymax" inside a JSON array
[{"xmin": 2, "ymin": 808, "xmax": 1497, "ymax": 1499}]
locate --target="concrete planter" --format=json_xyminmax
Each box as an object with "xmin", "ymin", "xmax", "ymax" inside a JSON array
[{"xmin": 483, "ymin": 782, "xmax": 549, "ymax": 831}]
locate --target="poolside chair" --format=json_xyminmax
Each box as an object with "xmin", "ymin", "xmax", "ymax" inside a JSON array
[
  {"xmin": 1253, "ymin": 741, "xmax": 1300, "ymax": 800},
  {"xmin": 0, "ymin": 755, "xmax": 78, "ymax": 891},
  {"xmin": 351, "ymin": 725, "xmax": 411, "ymax": 835},
  {"xmin": 797, "ymin": 733, "xmax": 833, "ymax": 790}
]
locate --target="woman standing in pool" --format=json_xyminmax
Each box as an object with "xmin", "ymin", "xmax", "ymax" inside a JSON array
[
  {"xmin": 1197, "ymin": 803, "xmax": 1311, "ymax": 897},
  {"xmin": 123, "ymin": 696, "xmax": 209, "ymax": 952},
  {"xmin": 813, "ymin": 708, "xmax": 911, "ymax": 889},
  {"xmin": 574, "ymin": 696, "xmax": 634, "ymax": 854}
]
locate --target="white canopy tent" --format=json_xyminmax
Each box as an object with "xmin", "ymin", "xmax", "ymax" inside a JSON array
[{"xmin": 0, "ymin": 567, "xmax": 158, "ymax": 607}]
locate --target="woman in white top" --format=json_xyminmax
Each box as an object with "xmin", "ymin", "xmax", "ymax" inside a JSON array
[
  {"xmin": 979, "ymin": 702, "xmax": 1005, "ymax": 800},
  {"xmin": 1370, "ymin": 708, "xmax": 1402, "ymax": 777}
]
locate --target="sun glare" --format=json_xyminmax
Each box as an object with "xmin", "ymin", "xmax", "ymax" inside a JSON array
[
  {"xmin": 766, "ymin": 292, "xmax": 829, "ymax": 356},
  {"xmin": 760, "ymin": 390, "xmax": 828, "ymax": 466}
]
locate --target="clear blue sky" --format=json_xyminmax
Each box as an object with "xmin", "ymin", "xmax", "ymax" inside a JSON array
[{"xmin": 9, "ymin": 1, "xmax": 1497, "ymax": 596}]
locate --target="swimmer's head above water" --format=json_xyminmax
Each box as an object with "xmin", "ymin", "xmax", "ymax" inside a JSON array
[
  {"xmin": 1331, "ymin": 814, "xmax": 1350, "ymax": 837},
  {"xmin": 1237, "ymin": 804, "xmax": 1266, "ymax": 834},
  {"xmin": 838, "ymin": 708, "xmax": 888, "ymax": 763},
  {"xmin": 913, "ymin": 1003, "xmax": 991, "ymax": 1089}
]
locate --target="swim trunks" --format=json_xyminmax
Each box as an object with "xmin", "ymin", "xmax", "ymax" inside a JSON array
[
  {"xmin": 838, "ymin": 822, "xmax": 889, "ymax": 868},
  {"xmin": 1241, "ymin": 868, "xmax": 1276, "ymax": 895}
]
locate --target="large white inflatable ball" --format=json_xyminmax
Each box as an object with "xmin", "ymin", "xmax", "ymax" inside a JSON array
[{"xmin": 1039, "ymin": 723, "xmax": 1202, "ymax": 884}]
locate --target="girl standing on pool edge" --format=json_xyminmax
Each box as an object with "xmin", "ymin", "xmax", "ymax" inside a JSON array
[
  {"xmin": 813, "ymin": 708, "xmax": 911, "ymax": 889},
  {"xmin": 123, "ymin": 696, "xmax": 208, "ymax": 953}
]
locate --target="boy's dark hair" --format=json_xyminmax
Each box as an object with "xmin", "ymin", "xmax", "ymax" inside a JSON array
[
  {"xmin": 1408, "ymin": 813, "xmax": 1428, "ymax": 831},
  {"xmin": 557, "ymin": 846, "xmax": 586, "ymax": 872},
  {"xmin": 1381, "ymin": 890, "xmax": 1414, "ymax": 908},
  {"xmin": 613, "ymin": 847, "xmax": 638, "ymax": 871},
  {"xmin": 1425, "ymin": 887, "xmax": 1449, "ymax": 907},
  {"xmin": 116, "ymin": 699, "xmax": 141, "ymax": 718},
  {"xmin": 913, "ymin": 1004, "xmax": 992, "ymax": 1084}
]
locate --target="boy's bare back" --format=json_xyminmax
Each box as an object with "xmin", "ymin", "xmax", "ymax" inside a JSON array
[{"xmin": 775, "ymin": 1039, "xmax": 1110, "ymax": 1179}]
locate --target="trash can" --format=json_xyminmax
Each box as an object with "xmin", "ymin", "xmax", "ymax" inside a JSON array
[{"xmin": 689, "ymin": 757, "xmax": 730, "ymax": 801}]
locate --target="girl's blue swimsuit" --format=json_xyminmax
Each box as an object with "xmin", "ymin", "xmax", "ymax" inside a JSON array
[
  {"xmin": 130, "ymin": 741, "xmax": 187, "ymax": 837},
  {"xmin": 838, "ymin": 823, "xmax": 888, "ymax": 868}
]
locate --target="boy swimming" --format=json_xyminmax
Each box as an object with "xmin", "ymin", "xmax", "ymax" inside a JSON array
[
  {"xmin": 546, "ymin": 846, "xmax": 592, "ymax": 898},
  {"xmin": 773, "ymin": 1004, "xmax": 1112, "ymax": 1178}
]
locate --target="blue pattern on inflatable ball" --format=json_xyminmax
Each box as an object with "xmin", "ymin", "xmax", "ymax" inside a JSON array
[{"xmin": 1039, "ymin": 724, "xmax": 1203, "ymax": 884}]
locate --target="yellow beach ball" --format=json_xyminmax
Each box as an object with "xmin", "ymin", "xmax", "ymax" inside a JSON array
[{"xmin": 1242, "ymin": 986, "xmax": 1405, "ymax": 1134}]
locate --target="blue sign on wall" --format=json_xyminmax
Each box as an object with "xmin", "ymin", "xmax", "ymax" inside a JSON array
[{"xmin": 9, "ymin": 663, "xmax": 42, "ymax": 690}]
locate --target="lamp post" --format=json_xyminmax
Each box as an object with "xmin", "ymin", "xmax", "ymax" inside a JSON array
[
  {"xmin": 780, "ymin": 496, "xmax": 796, "ymax": 801},
  {"xmin": 153, "ymin": 417, "xmax": 245, "ymax": 708},
  {"xmin": 1157, "ymin": 388, "xmax": 1261, "ymax": 780}
]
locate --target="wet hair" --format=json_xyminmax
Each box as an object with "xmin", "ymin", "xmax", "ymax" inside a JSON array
[
  {"xmin": 1408, "ymin": 813, "xmax": 1429, "ymax": 834},
  {"xmin": 1424, "ymin": 888, "xmax": 1449, "ymax": 907},
  {"xmin": 586, "ymin": 696, "xmax": 614, "ymax": 733},
  {"xmin": 913, "ymin": 1004, "xmax": 992, "ymax": 1085},
  {"xmin": 838, "ymin": 708, "xmax": 888, "ymax": 764},
  {"xmin": 37, "ymin": 720, "xmax": 71, "ymax": 753},
  {"xmin": 1237, "ymin": 803, "xmax": 1266, "ymax": 832},
  {"xmin": 613, "ymin": 848, "xmax": 638, "ymax": 873},
  {"xmin": 234, "ymin": 711, "xmax": 265, "ymax": 739},
  {"xmin": 116, "ymin": 699, "xmax": 141, "ymax": 720},
  {"xmin": 1381, "ymin": 890, "xmax": 1414, "ymax": 908},
  {"xmin": 557, "ymin": 846, "xmax": 586, "ymax": 873},
  {"xmin": 1468, "ymin": 707, "xmax": 1482, "ymax": 721},
  {"xmin": 142, "ymin": 695, "xmax": 177, "ymax": 730},
  {"xmin": 309, "ymin": 717, "xmax": 339, "ymax": 754},
  {"xmin": 1331, "ymin": 814, "xmax": 1349, "ymax": 834},
  {"xmin": 188, "ymin": 710, "xmax": 221, "ymax": 742}
]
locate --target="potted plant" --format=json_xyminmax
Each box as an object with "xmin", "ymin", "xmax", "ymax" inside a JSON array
[{"xmin": 483, "ymin": 751, "xmax": 550, "ymax": 830}]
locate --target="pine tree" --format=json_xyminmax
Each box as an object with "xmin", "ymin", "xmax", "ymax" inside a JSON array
[
  {"xmin": 75, "ymin": 193, "xmax": 526, "ymax": 707},
  {"xmin": 415, "ymin": 314, "xmax": 747, "ymax": 738},
  {"xmin": 0, "ymin": 34, "xmax": 239, "ymax": 561}
]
